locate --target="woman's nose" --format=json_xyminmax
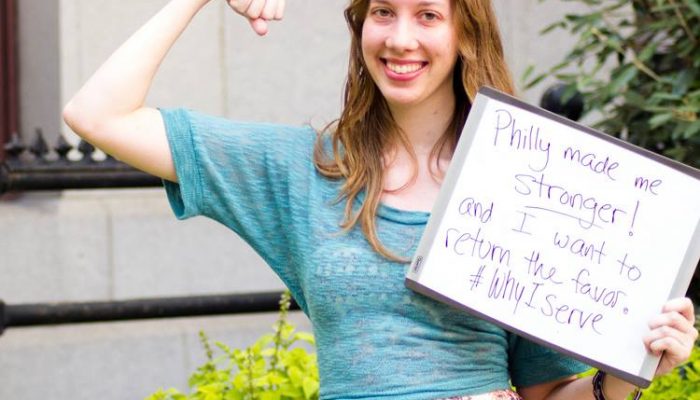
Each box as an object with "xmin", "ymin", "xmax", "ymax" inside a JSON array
[{"xmin": 385, "ymin": 20, "xmax": 419, "ymax": 52}]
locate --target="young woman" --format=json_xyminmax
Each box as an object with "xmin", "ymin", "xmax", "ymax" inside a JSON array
[{"xmin": 63, "ymin": 0, "xmax": 698, "ymax": 399}]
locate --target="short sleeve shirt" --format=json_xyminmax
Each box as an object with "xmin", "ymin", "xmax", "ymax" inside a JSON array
[{"xmin": 160, "ymin": 108, "xmax": 590, "ymax": 400}]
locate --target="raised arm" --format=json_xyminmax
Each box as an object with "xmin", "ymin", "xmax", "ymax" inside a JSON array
[{"xmin": 62, "ymin": 0, "xmax": 284, "ymax": 182}]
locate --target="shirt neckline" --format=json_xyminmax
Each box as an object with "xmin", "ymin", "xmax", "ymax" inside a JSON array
[{"xmin": 357, "ymin": 191, "xmax": 431, "ymax": 225}]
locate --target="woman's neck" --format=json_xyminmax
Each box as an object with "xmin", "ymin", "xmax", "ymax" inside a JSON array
[{"xmin": 388, "ymin": 93, "xmax": 456, "ymax": 156}]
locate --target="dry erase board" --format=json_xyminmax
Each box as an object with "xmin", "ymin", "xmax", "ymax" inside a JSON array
[{"xmin": 405, "ymin": 87, "xmax": 700, "ymax": 388}]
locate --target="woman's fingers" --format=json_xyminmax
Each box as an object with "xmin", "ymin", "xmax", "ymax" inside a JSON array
[
  {"xmin": 245, "ymin": 0, "xmax": 266, "ymax": 19},
  {"xmin": 649, "ymin": 310, "xmax": 695, "ymax": 333},
  {"xmin": 662, "ymin": 297, "xmax": 696, "ymax": 323},
  {"xmin": 645, "ymin": 323, "xmax": 694, "ymax": 354},
  {"xmin": 227, "ymin": 0, "xmax": 253, "ymax": 15},
  {"xmin": 261, "ymin": 0, "xmax": 279, "ymax": 20},
  {"xmin": 227, "ymin": 0, "xmax": 284, "ymax": 35},
  {"xmin": 248, "ymin": 18, "xmax": 269, "ymax": 36},
  {"xmin": 274, "ymin": 0, "xmax": 285, "ymax": 20},
  {"xmin": 646, "ymin": 297, "xmax": 699, "ymax": 376}
]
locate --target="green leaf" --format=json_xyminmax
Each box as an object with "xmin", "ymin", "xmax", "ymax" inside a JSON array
[
  {"xmin": 609, "ymin": 64, "xmax": 638, "ymax": 93},
  {"xmin": 648, "ymin": 112, "xmax": 674, "ymax": 129},
  {"xmin": 294, "ymin": 332, "xmax": 316, "ymax": 345},
  {"xmin": 279, "ymin": 384, "xmax": 303, "ymax": 398},
  {"xmin": 638, "ymin": 41, "xmax": 658, "ymax": 62},
  {"xmin": 689, "ymin": 0, "xmax": 700, "ymax": 16},
  {"xmin": 302, "ymin": 377, "xmax": 320, "ymax": 400},
  {"xmin": 540, "ymin": 20, "xmax": 567, "ymax": 35},
  {"xmin": 288, "ymin": 366, "xmax": 304, "ymax": 387},
  {"xmin": 650, "ymin": 92, "xmax": 683, "ymax": 102},
  {"xmin": 684, "ymin": 120, "xmax": 700, "ymax": 139},
  {"xmin": 258, "ymin": 392, "xmax": 281, "ymax": 400},
  {"xmin": 261, "ymin": 348, "xmax": 276, "ymax": 357}
]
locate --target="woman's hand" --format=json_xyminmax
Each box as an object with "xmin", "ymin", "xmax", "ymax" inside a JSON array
[
  {"xmin": 644, "ymin": 297, "xmax": 698, "ymax": 377},
  {"xmin": 226, "ymin": 0, "xmax": 285, "ymax": 36}
]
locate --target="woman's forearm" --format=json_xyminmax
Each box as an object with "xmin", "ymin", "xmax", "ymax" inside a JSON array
[
  {"xmin": 63, "ymin": 0, "xmax": 210, "ymax": 132},
  {"xmin": 545, "ymin": 374, "xmax": 637, "ymax": 400}
]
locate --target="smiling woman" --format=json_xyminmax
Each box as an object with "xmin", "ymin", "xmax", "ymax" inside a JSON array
[
  {"xmin": 61, "ymin": 0, "xmax": 699, "ymax": 399},
  {"xmin": 360, "ymin": 0, "xmax": 458, "ymax": 108}
]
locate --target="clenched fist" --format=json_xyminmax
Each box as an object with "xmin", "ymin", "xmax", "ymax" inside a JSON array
[{"xmin": 226, "ymin": 0, "xmax": 285, "ymax": 36}]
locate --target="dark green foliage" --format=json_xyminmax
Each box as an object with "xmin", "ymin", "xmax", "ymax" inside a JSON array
[
  {"xmin": 524, "ymin": 0, "xmax": 700, "ymax": 168},
  {"xmin": 146, "ymin": 291, "xmax": 319, "ymax": 400},
  {"xmin": 529, "ymin": 4, "xmax": 700, "ymax": 396}
]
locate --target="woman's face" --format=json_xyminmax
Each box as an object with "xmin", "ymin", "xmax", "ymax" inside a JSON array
[{"xmin": 361, "ymin": 0, "xmax": 458, "ymax": 110}]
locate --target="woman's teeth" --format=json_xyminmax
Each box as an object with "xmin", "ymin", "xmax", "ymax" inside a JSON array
[{"xmin": 386, "ymin": 62, "xmax": 423, "ymax": 74}]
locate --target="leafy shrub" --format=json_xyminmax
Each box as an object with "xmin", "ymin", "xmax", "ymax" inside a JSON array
[
  {"xmin": 639, "ymin": 338, "xmax": 700, "ymax": 399},
  {"xmin": 577, "ymin": 317, "xmax": 700, "ymax": 399},
  {"xmin": 524, "ymin": 0, "xmax": 700, "ymax": 168},
  {"xmin": 146, "ymin": 291, "xmax": 319, "ymax": 400}
]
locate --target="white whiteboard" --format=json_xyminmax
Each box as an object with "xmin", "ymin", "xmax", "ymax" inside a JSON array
[{"xmin": 405, "ymin": 87, "xmax": 700, "ymax": 388}]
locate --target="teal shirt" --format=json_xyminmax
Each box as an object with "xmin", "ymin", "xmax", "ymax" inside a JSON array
[{"xmin": 160, "ymin": 108, "xmax": 589, "ymax": 400}]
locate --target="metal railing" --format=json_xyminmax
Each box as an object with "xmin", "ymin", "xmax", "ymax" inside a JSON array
[
  {"xmin": 0, "ymin": 291, "xmax": 299, "ymax": 336},
  {"xmin": 0, "ymin": 129, "xmax": 160, "ymax": 194}
]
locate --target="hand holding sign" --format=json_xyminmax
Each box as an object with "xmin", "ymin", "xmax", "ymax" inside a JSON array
[
  {"xmin": 406, "ymin": 87, "xmax": 700, "ymax": 387},
  {"xmin": 645, "ymin": 297, "xmax": 698, "ymax": 377}
]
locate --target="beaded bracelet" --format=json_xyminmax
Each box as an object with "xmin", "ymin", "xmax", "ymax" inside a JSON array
[{"xmin": 592, "ymin": 371, "xmax": 643, "ymax": 400}]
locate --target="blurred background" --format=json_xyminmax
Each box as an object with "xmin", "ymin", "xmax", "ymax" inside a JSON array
[{"xmin": 0, "ymin": 1, "xmax": 629, "ymax": 399}]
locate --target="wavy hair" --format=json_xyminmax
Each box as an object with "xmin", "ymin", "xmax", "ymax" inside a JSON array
[{"xmin": 314, "ymin": 0, "xmax": 515, "ymax": 261}]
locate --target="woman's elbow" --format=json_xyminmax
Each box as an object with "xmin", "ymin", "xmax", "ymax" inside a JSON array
[{"xmin": 62, "ymin": 99, "xmax": 96, "ymax": 139}]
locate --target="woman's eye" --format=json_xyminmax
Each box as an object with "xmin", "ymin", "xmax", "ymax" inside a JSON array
[
  {"xmin": 420, "ymin": 11, "xmax": 439, "ymax": 22},
  {"xmin": 372, "ymin": 8, "xmax": 393, "ymax": 18}
]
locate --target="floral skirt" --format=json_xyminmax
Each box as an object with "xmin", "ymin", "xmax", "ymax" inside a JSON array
[{"xmin": 440, "ymin": 389, "xmax": 523, "ymax": 400}]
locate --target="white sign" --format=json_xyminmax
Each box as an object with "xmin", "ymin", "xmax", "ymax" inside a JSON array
[{"xmin": 406, "ymin": 87, "xmax": 700, "ymax": 387}]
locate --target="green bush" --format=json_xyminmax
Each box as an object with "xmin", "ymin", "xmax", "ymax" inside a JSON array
[
  {"xmin": 641, "ymin": 342, "xmax": 700, "ymax": 399},
  {"xmin": 524, "ymin": 0, "xmax": 700, "ymax": 168},
  {"xmin": 145, "ymin": 291, "xmax": 319, "ymax": 400},
  {"xmin": 577, "ymin": 317, "xmax": 700, "ymax": 399}
]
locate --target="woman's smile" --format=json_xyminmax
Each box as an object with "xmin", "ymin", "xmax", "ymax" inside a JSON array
[
  {"xmin": 382, "ymin": 58, "xmax": 428, "ymax": 81},
  {"xmin": 362, "ymin": 0, "xmax": 458, "ymax": 109}
]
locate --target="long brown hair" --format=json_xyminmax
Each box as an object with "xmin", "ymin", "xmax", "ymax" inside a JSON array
[{"xmin": 313, "ymin": 0, "xmax": 515, "ymax": 261}]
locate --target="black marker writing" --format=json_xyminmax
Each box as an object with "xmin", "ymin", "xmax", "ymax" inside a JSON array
[
  {"xmin": 540, "ymin": 294, "xmax": 604, "ymax": 335},
  {"xmin": 488, "ymin": 267, "xmax": 526, "ymax": 314},
  {"xmin": 571, "ymin": 268, "xmax": 627, "ymax": 309},
  {"xmin": 469, "ymin": 265, "xmax": 487, "ymax": 291},
  {"xmin": 552, "ymin": 231, "xmax": 607, "ymax": 265},
  {"xmin": 524, "ymin": 281, "xmax": 544, "ymax": 309},
  {"xmin": 458, "ymin": 197, "xmax": 493, "ymax": 224},
  {"xmin": 617, "ymin": 253, "xmax": 642, "ymax": 282},
  {"xmin": 562, "ymin": 146, "xmax": 619, "ymax": 181},
  {"xmin": 514, "ymin": 172, "xmax": 626, "ymax": 229},
  {"xmin": 493, "ymin": 109, "xmax": 551, "ymax": 172},
  {"xmin": 523, "ymin": 250, "xmax": 563, "ymax": 285},
  {"xmin": 512, "ymin": 210, "xmax": 535, "ymax": 235},
  {"xmin": 628, "ymin": 200, "xmax": 640, "ymax": 237},
  {"xmin": 633, "ymin": 176, "xmax": 662, "ymax": 195},
  {"xmin": 445, "ymin": 227, "xmax": 511, "ymax": 266}
]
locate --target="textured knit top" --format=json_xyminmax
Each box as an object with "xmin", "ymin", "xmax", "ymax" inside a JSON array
[{"xmin": 160, "ymin": 108, "xmax": 589, "ymax": 400}]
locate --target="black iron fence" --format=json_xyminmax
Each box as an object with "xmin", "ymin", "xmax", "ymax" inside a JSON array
[
  {"xmin": 0, "ymin": 129, "xmax": 160, "ymax": 194},
  {"xmin": 0, "ymin": 292, "xmax": 298, "ymax": 336}
]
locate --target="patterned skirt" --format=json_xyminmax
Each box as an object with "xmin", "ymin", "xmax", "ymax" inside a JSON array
[{"xmin": 440, "ymin": 389, "xmax": 523, "ymax": 400}]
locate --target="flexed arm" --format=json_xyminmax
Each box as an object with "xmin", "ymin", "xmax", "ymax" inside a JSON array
[{"xmin": 62, "ymin": 0, "xmax": 284, "ymax": 182}]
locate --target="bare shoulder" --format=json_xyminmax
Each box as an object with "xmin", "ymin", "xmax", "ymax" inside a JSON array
[{"xmin": 63, "ymin": 106, "xmax": 177, "ymax": 182}]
